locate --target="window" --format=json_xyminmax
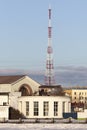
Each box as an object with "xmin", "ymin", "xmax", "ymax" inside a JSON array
[
  {"xmin": 79, "ymin": 96, "xmax": 81, "ymax": 100},
  {"xmin": 43, "ymin": 101, "xmax": 49, "ymax": 116},
  {"xmin": 62, "ymin": 102, "xmax": 65, "ymax": 113},
  {"xmin": 34, "ymin": 102, "xmax": 39, "ymax": 116},
  {"xmin": 26, "ymin": 101, "xmax": 29, "ymax": 116},
  {"xmin": 74, "ymin": 97, "xmax": 76, "ymax": 99},
  {"xmin": 54, "ymin": 102, "xmax": 58, "ymax": 116},
  {"xmin": 74, "ymin": 92, "xmax": 76, "ymax": 95},
  {"xmin": 79, "ymin": 92, "xmax": 81, "ymax": 95},
  {"xmin": 3, "ymin": 102, "xmax": 7, "ymax": 106}
]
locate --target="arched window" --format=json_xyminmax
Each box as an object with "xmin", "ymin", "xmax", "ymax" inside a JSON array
[{"xmin": 19, "ymin": 84, "xmax": 33, "ymax": 96}]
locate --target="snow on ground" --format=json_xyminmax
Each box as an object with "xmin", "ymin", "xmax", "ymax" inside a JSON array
[{"xmin": 0, "ymin": 123, "xmax": 87, "ymax": 130}]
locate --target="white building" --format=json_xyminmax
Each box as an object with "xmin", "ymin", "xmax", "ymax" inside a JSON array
[
  {"xmin": 0, "ymin": 75, "xmax": 40, "ymax": 94},
  {"xmin": 18, "ymin": 96, "xmax": 71, "ymax": 119},
  {"xmin": 0, "ymin": 75, "xmax": 40, "ymax": 120},
  {"xmin": 0, "ymin": 75, "xmax": 40, "ymax": 109},
  {"xmin": 0, "ymin": 75, "xmax": 71, "ymax": 120},
  {"xmin": 77, "ymin": 109, "xmax": 87, "ymax": 119},
  {"xmin": 0, "ymin": 93, "xmax": 9, "ymax": 120}
]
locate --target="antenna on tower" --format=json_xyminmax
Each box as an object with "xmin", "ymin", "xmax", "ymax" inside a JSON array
[{"xmin": 45, "ymin": 5, "xmax": 55, "ymax": 86}]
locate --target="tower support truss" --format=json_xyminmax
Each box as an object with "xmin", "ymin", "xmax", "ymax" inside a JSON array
[{"xmin": 45, "ymin": 6, "xmax": 55, "ymax": 86}]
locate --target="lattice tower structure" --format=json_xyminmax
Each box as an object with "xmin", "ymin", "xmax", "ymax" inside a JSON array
[{"xmin": 45, "ymin": 6, "xmax": 55, "ymax": 86}]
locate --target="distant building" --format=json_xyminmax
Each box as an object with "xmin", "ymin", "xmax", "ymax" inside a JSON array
[
  {"xmin": 72, "ymin": 88, "xmax": 87, "ymax": 104},
  {"xmin": 64, "ymin": 88, "xmax": 87, "ymax": 111},
  {"xmin": 64, "ymin": 89, "xmax": 72, "ymax": 97},
  {"xmin": 64, "ymin": 88, "xmax": 87, "ymax": 103}
]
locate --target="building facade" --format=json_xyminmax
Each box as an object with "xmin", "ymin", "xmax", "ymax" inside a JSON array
[
  {"xmin": 0, "ymin": 75, "xmax": 71, "ymax": 120},
  {"xmin": 64, "ymin": 88, "xmax": 87, "ymax": 104},
  {"xmin": 0, "ymin": 75, "xmax": 40, "ymax": 109},
  {"xmin": 0, "ymin": 75, "xmax": 40, "ymax": 94},
  {"xmin": 64, "ymin": 88, "xmax": 87, "ymax": 112},
  {"xmin": 72, "ymin": 89, "xmax": 87, "ymax": 104},
  {"xmin": 0, "ymin": 93, "xmax": 9, "ymax": 120},
  {"xmin": 18, "ymin": 96, "xmax": 71, "ymax": 119}
]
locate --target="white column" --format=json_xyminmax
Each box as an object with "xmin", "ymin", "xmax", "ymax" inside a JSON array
[
  {"xmin": 18, "ymin": 101, "xmax": 22, "ymax": 113},
  {"xmin": 58, "ymin": 102, "xmax": 63, "ymax": 118},
  {"xmin": 22, "ymin": 101, "xmax": 26, "ymax": 116},
  {"xmin": 65, "ymin": 102, "xmax": 68, "ymax": 112},
  {"xmin": 39, "ymin": 100, "xmax": 43, "ymax": 118},
  {"xmin": 49, "ymin": 101, "xmax": 53, "ymax": 118},
  {"xmin": 68, "ymin": 102, "xmax": 71, "ymax": 112},
  {"xmin": 29, "ymin": 100, "xmax": 33, "ymax": 118}
]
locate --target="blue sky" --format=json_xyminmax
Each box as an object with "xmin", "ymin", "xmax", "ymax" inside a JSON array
[{"xmin": 0, "ymin": 0, "xmax": 87, "ymax": 71}]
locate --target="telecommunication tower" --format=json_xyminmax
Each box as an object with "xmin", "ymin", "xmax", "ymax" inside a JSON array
[{"xmin": 45, "ymin": 6, "xmax": 55, "ymax": 86}]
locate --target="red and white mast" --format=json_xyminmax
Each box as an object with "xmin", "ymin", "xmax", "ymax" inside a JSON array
[{"xmin": 45, "ymin": 5, "xmax": 55, "ymax": 86}]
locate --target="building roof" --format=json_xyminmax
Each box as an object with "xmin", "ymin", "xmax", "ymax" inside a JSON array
[
  {"xmin": 39, "ymin": 85, "xmax": 65, "ymax": 96},
  {"xmin": 0, "ymin": 75, "xmax": 25, "ymax": 84},
  {"xmin": 39, "ymin": 85, "xmax": 62, "ymax": 88}
]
